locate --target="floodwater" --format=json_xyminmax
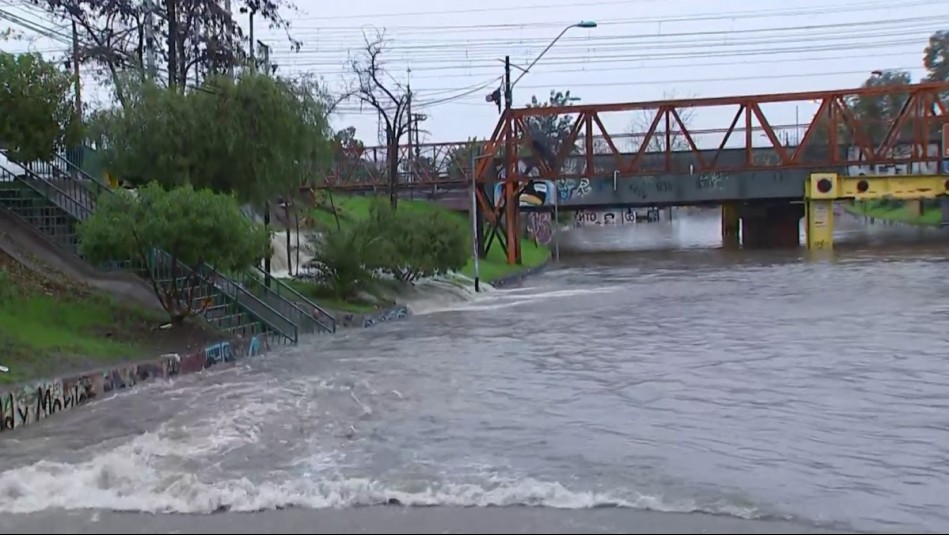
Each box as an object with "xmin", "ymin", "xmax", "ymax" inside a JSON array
[{"xmin": 2, "ymin": 209, "xmax": 949, "ymax": 534}]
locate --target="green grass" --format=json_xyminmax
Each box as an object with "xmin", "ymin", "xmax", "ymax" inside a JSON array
[
  {"xmin": 312, "ymin": 194, "xmax": 455, "ymax": 231},
  {"xmin": 0, "ymin": 292, "xmax": 160, "ymax": 384},
  {"xmin": 313, "ymin": 194, "xmax": 551, "ymax": 284},
  {"xmin": 459, "ymin": 240, "xmax": 550, "ymax": 283},
  {"xmin": 846, "ymin": 200, "xmax": 942, "ymax": 226},
  {"xmin": 281, "ymin": 277, "xmax": 390, "ymax": 313}
]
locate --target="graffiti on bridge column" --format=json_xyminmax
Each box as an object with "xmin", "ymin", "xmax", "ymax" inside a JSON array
[{"xmin": 526, "ymin": 213, "xmax": 553, "ymax": 245}]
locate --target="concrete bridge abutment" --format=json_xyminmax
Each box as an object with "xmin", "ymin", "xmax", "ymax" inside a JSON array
[{"xmin": 721, "ymin": 201, "xmax": 803, "ymax": 249}]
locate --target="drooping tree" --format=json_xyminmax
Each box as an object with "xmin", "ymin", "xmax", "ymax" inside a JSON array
[{"xmin": 0, "ymin": 52, "xmax": 79, "ymax": 162}]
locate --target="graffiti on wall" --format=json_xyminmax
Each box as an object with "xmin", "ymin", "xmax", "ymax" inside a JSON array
[
  {"xmin": 494, "ymin": 180, "xmax": 557, "ymax": 207},
  {"xmin": 0, "ymin": 337, "xmax": 263, "ymax": 434},
  {"xmin": 363, "ymin": 305, "xmax": 409, "ymax": 328},
  {"xmin": 557, "ymin": 178, "xmax": 592, "ymax": 201},
  {"xmin": 846, "ymin": 143, "xmax": 942, "ymax": 176},
  {"xmin": 527, "ymin": 213, "xmax": 553, "ymax": 245},
  {"xmin": 573, "ymin": 208, "xmax": 659, "ymax": 226}
]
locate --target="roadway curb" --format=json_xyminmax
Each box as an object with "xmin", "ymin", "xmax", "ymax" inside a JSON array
[{"xmin": 488, "ymin": 258, "xmax": 552, "ymax": 289}]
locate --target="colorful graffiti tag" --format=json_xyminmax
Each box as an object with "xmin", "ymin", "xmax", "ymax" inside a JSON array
[
  {"xmin": 0, "ymin": 335, "xmax": 266, "ymax": 434},
  {"xmin": 493, "ymin": 180, "xmax": 558, "ymax": 207}
]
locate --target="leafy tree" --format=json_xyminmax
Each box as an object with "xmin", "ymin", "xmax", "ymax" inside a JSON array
[
  {"xmin": 90, "ymin": 72, "xmax": 332, "ymax": 207},
  {"xmin": 305, "ymin": 226, "xmax": 379, "ymax": 300},
  {"xmin": 0, "ymin": 52, "xmax": 79, "ymax": 162},
  {"xmin": 77, "ymin": 182, "xmax": 270, "ymax": 325},
  {"xmin": 523, "ymin": 89, "xmax": 579, "ymax": 164},
  {"xmin": 330, "ymin": 126, "xmax": 373, "ymax": 184},
  {"xmin": 446, "ymin": 137, "xmax": 486, "ymax": 180},
  {"xmin": 846, "ymin": 70, "xmax": 913, "ymax": 143},
  {"xmin": 360, "ymin": 200, "xmax": 468, "ymax": 282},
  {"xmin": 86, "ymin": 78, "xmax": 194, "ymax": 187},
  {"xmin": 924, "ymin": 30, "xmax": 949, "ymax": 82}
]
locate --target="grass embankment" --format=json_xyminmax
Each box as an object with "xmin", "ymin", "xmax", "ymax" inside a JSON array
[
  {"xmin": 846, "ymin": 200, "xmax": 942, "ymax": 226},
  {"xmin": 0, "ymin": 251, "xmax": 218, "ymax": 384},
  {"xmin": 293, "ymin": 194, "xmax": 550, "ymax": 312}
]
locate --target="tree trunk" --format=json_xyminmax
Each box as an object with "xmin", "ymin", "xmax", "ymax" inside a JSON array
[
  {"xmin": 387, "ymin": 140, "xmax": 399, "ymax": 209},
  {"xmin": 285, "ymin": 197, "xmax": 293, "ymax": 276},
  {"xmin": 294, "ymin": 209, "xmax": 301, "ymax": 276},
  {"xmin": 165, "ymin": 0, "xmax": 179, "ymax": 89},
  {"xmin": 170, "ymin": 313, "xmax": 187, "ymax": 326}
]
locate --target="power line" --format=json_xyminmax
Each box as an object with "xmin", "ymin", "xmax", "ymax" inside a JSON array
[
  {"xmin": 287, "ymin": 0, "xmax": 939, "ymax": 23},
  {"xmin": 274, "ymin": 37, "xmax": 931, "ymax": 74}
]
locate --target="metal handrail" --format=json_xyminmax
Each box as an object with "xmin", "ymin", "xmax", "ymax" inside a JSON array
[
  {"xmin": 0, "ymin": 163, "xmax": 93, "ymax": 221},
  {"xmin": 146, "ymin": 249, "xmax": 299, "ymax": 344},
  {"xmin": 0, "ymin": 156, "xmax": 299, "ymax": 344},
  {"xmin": 249, "ymin": 266, "xmax": 337, "ymax": 333}
]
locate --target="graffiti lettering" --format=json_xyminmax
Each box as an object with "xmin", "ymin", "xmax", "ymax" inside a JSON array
[
  {"xmin": 696, "ymin": 173, "xmax": 724, "ymax": 190},
  {"xmin": 1, "ymin": 337, "xmax": 266, "ymax": 434},
  {"xmin": 655, "ymin": 179, "xmax": 673, "ymax": 193},
  {"xmin": 247, "ymin": 336, "xmax": 262, "ymax": 357},
  {"xmin": 574, "ymin": 208, "xmax": 656, "ymax": 226},
  {"xmin": 527, "ymin": 213, "xmax": 553, "ymax": 245},
  {"xmin": 846, "ymin": 143, "xmax": 941, "ymax": 177},
  {"xmin": 363, "ymin": 305, "xmax": 409, "ymax": 328},
  {"xmin": 2, "ymin": 392, "xmax": 14, "ymax": 431},
  {"xmin": 204, "ymin": 342, "xmax": 234, "ymax": 366},
  {"xmin": 556, "ymin": 178, "xmax": 592, "ymax": 201}
]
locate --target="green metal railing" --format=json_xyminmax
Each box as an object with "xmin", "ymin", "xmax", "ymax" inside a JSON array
[
  {"xmin": 52, "ymin": 147, "xmax": 337, "ymax": 337},
  {"xmin": 237, "ymin": 266, "xmax": 337, "ymax": 334},
  {"xmin": 0, "ymin": 159, "xmax": 298, "ymax": 344},
  {"xmin": 147, "ymin": 250, "xmax": 298, "ymax": 344}
]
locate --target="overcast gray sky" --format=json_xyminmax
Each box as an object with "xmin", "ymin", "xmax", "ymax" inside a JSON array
[{"xmin": 2, "ymin": 0, "xmax": 946, "ymax": 148}]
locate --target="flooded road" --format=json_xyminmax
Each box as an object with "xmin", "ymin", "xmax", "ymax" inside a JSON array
[{"xmin": 2, "ymin": 210, "xmax": 949, "ymax": 533}]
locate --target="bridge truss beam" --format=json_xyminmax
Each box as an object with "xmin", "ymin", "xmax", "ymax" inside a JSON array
[
  {"xmin": 316, "ymin": 82, "xmax": 949, "ymax": 265},
  {"xmin": 475, "ymin": 82, "xmax": 949, "ymax": 264}
]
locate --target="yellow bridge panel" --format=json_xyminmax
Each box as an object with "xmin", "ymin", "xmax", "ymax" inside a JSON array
[{"xmin": 838, "ymin": 175, "xmax": 949, "ymax": 200}]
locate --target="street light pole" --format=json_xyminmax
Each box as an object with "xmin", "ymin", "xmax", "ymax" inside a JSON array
[
  {"xmin": 491, "ymin": 21, "xmax": 597, "ymax": 112},
  {"xmin": 507, "ymin": 21, "xmax": 597, "ymax": 106}
]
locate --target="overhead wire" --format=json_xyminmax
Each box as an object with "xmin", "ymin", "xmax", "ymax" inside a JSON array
[{"xmin": 1, "ymin": 0, "xmax": 943, "ymax": 120}]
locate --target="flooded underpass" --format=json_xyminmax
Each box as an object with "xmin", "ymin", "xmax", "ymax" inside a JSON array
[{"xmin": 2, "ymin": 209, "xmax": 948, "ymax": 534}]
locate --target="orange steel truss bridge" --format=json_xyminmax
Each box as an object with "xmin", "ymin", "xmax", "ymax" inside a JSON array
[{"xmin": 314, "ymin": 82, "xmax": 949, "ymax": 265}]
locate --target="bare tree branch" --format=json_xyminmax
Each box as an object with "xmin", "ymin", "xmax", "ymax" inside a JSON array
[
  {"xmin": 627, "ymin": 90, "xmax": 697, "ymax": 153},
  {"xmin": 349, "ymin": 30, "xmax": 411, "ymax": 209}
]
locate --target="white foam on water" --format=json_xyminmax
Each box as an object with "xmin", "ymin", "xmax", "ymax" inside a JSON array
[
  {"xmin": 0, "ymin": 437, "xmax": 761, "ymax": 519},
  {"xmin": 0, "ymin": 380, "xmax": 762, "ymax": 521}
]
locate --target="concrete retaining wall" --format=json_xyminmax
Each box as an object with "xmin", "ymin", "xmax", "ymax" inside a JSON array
[
  {"xmin": 0, "ymin": 334, "xmax": 268, "ymax": 434},
  {"xmin": 337, "ymin": 304, "xmax": 411, "ymax": 329},
  {"xmin": 488, "ymin": 259, "xmax": 551, "ymax": 289}
]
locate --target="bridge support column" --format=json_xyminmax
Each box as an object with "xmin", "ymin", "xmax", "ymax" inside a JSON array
[
  {"xmin": 804, "ymin": 173, "xmax": 840, "ymax": 251},
  {"xmin": 721, "ymin": 202, "xmax": 740, "ymax": 248},
  {"xmin": 739, "ymin": 202, "xmax": 803, "ymax": 249}
]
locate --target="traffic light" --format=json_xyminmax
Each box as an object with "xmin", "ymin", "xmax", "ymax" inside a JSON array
[{"xmin": 485, "ymin": 88, "xmax": 502, "ymax": 114}]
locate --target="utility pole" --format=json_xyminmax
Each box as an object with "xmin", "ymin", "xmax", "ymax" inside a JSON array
[
  {"xmin": 71, "ymin": 21, "xmax": 81, "ymax": 118},
  {"xmin": 259, "ymin": 39, "xmax": 272, "ymax": 285},
  {"xmin": 406, "ymin": 68, "xmax": 413, "ymax": 183},
  {"xmin": 503, "ymin": 55, "xmax": 512, "ymax": 111}
]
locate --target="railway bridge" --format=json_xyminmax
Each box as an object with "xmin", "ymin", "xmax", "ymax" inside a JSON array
[{"xmin": 316, "ymin": 82, "xmax": 949, "ymax": 264}]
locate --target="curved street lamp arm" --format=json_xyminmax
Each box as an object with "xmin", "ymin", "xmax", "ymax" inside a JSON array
[{"xmin": 510, "ymin": 24, "xmax": 578, "ymax": 90}]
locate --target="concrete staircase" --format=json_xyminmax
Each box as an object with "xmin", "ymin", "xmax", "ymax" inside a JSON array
[{"xmin": 0, "ymin": 149, "xmax": 332, "ymax": 343}]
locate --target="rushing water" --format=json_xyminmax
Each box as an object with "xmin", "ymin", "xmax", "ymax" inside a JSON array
[{"xmin": 2, "ymin": 210, "xmax": 949, "ymax": 534}]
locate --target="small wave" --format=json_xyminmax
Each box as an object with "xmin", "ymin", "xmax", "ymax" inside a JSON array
[{"xmin": 0, "ymin": 448, "xmax": 762, "ymax": 519}]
